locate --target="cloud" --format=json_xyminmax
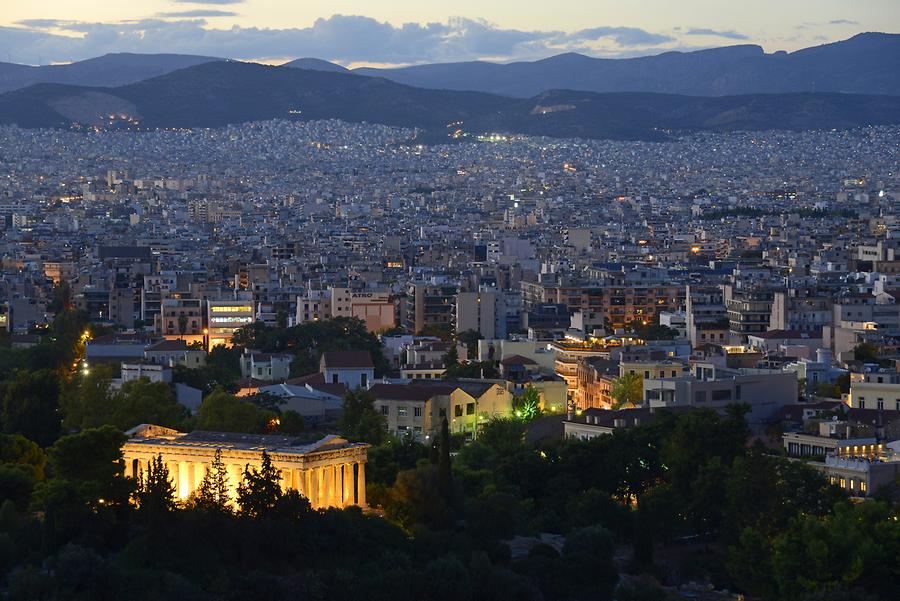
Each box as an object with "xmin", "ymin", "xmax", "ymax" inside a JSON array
[
  {"xmin": 685, "ymin": 28, "xmax": 749, "ymax": 40},
  {"xmin": 157, "ymin": 10, "xmax": 238, "ymax": 18},
  {"xmin": 569, "ymin": 26, "xmax": 674, "ymax": 46},
  {"xmin": 3, "ymin": 15, "xmax": 703, "ymax": 66},
  {"xmin": 829, "ymin": 20, "xmax": 859, "ymax": 26}
]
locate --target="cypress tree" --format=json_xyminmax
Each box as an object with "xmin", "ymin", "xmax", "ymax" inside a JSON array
[
  {"xmin": 190, "ymin": 448, "xmax": 231, "ymax": 513},
  {"xmin": 437, "ymin": 417, "xmax": 452, "ymax": 503}
]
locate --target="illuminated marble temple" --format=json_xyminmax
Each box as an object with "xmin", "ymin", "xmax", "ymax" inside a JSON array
[{"xmin": 123, "ymin": 424, "xmax": 369, "ymax": 509}]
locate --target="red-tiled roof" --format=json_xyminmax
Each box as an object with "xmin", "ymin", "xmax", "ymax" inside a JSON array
[
  {"xmin": 501, "ymin": 354, "xmax": 538, "ymax": 366},
  {"xmin": 368, "ymin": 383, "xmax": 454, "ymax": 401},
  {"xmin": 320, "ymin": 351, "xmax": 374, "ymax": 369}
]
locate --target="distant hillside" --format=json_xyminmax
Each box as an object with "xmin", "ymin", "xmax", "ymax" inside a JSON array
[
  {"xmin": 1, "ymin": 60, "xmax": 899, "ymax": 141},
  {"xmin": 282, "ymin": 58, "xmax": 348, "ymax": 73},
  {"xmin": 0, "ymin": 53, "xmax": 220, "ymax": 94},
  {"xmin": 354, "ymin": 33, "xmax": 900, "ymax": 97}
]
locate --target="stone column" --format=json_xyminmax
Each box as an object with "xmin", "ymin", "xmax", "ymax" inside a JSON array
[
  {"xmin": 193, "ymin": 462, "xmax": 207, "ymax": 489},
  {"xmin": 356, "ymin": 461, "xmax": 366, "ymax": 508},
  {"xmin": 343, "ymin": 464, "xmax": 353, "ymax": 507},
  {"xmin": 279, "ymin": 468, "xmax": 291, "ymax": 494},
  {"xmin": 167, "ymin": 461, "xmax": 180, "ymax": 490},
  {"xmin": 294, "ymin": 469, "xmax": 306, "ymax": 497},
  {"xmin": 309, "ymin": 467, "xmax": 320, "ymax": 509},
  {"xmin": 178, "ymin": 461, "xmax": 192, "ymax": 500},
  {"xmin": 226, "ymin": 464, "xmax": 242, "ymax": 501},
  {"xmin": 324, "ymin": 465, "xmax": 334, "ymax": 508},
  {"xmin": 124, "ymin": 457, "xmax": 133, "ymax": 479}
]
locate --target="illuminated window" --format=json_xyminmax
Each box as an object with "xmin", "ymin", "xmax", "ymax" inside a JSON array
[{"xmin": 840, "ymin": 478, "xmax": 846, "ymax": 488}]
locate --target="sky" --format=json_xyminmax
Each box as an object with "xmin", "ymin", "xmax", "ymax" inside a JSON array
[{"xmin": 0, "ymin": 0, "xmax": 896, "ymax": 67}]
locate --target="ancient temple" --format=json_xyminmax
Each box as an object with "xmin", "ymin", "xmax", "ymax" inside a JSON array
[{"xmin": 123, "ymin": 424, "xmax": 369, "ymax": 509}]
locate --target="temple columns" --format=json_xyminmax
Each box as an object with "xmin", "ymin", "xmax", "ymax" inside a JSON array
[
  {"xmin": 343, "ymin": 464, "xmax": 353, "ymax": 507},
  {"xmin": 356, "ymin": 461, "xmax": 366, "ymax": 508}
]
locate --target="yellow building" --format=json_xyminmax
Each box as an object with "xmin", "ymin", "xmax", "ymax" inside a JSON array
[
  {"xmin": 123, "ymin": 424, "xmax": 369, "ymax": 510},
  {"xmin": 450, "ymin": 383, "xmax": 514, "ymax": 439},
  {"xmin": 848, "ymin": 372, "xmax": 900, "ymax": 411},
  {"xmin": 619, "ymin": 360, "xmax": 687, "ymax": 380}
]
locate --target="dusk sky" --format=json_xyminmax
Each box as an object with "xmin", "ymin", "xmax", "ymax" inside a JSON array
[{"xmin": 1, "ymin": 0, "xmax": 897, "ymax": 66}]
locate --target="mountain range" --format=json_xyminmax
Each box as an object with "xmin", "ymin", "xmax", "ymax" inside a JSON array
[
  {"xmin": 0, "ymin": 53, "xmax": 218, "ymax": 95},
  {"xmin": 0, "ymin": 33, "xmax": 897, "ymax": 97},
  {"xmin": 354, "ymin": 33, "xmax": 900, "ymax": 97},
  {"xmin": 2, "ymin": 60, "xmax": 899, "ymax": 141}
]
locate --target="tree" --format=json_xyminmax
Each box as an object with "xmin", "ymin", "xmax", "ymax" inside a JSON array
[
  {"xmin": 442, "ymin": 344, "xmax": 459, "ymax": 368},
  {"xmin": 47, "ymin": 281, "xmax": 73, "ymax": 314},
  {"xmin": 60, "ymin": 364, "xmax": 116, "ymax": 431},
  {"xmin": 852, "ymin": 342, "xmax": 879, "ymax": 364},
  {"xmin": 478, "ymin": 418, "xmax": 526, "ymax": 455},
  {"xmin": 437, "ymin": 417, "xmax": 452, "ymax": 502},
  {"xmin": 457, "ymin": 329, "xmax": 483, "ymax": 360},
  {"xmin": 177, "ymin": 315, "xmax": 188, "ymax": 338},
  {"xmin": 513, "ymin": 386, "xmax": 541, "ymax": 421},
  {"xmin": 237, "ymin": 451, "xmax": 282, "ymax": 518},
  {"xmin": 0, "ymin": 369, "xmax": 61, "ymax": 446},
  {"xmin": 278, "ymin": 410, "xmax": 305, "ymax": 435},
  {"xmin": 337, "ymin": 390, "xmax": 387, "ymax": 445},
  {"xmin": 134, "ymin": 454, "xmax": 176, "ymax": 515},
  {"xmin": 189, "ymin": 448, "xmax": 231, "ymax": 513},
  {"xmin": 0, "ymin": 433, "xmax": 46, "ymax": 481},
  {"xmin": 419, "ymin": 323, "xmax": 452, "ymax": 341},
  {"xmin": 195, "ymin": 387, "xmax": 275, "ymax": 434},
  {"xmin": 815, "ymin": 381, "xmax": 842, "ymax": 399},
  {"xmin": 40, "ymin": 426, "xmax": 130, "ymax": 511},
  {"xmin": 233, "ymin": 317, "xmax": 390, "ymax": 376},
  {"xmin": 609, "ymin": 372, "xmax": 643, "ymax": 410},
  {"xmin": 110, "ymin": 377, "xmax": 188, "ymax": 431}
]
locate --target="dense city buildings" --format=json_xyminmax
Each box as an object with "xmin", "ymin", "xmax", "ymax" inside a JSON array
[{"xmin": 2, "ymin": 114, "xmax": 900, "ymax": 599}]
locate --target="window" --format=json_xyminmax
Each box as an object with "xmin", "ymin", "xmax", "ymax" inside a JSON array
[
  {"xmin": 859, "ymin": 400, "xmax": 866, "ymax": 409},
  {"xmin": 735, "ymin": 385, "xmax": 742, "ymax": 400},
  {"xmin": 332, "ymin": 374, "xmax": 339, "ymax": 384},
  {"xmin": 672, "ymin": 370, "xmax": 677, "ymax": 378},
  {"xmin": 439, "ymin": 408, "xmax": 447, "ymax": 417},
  {"xmin": 466, "ymin": 402, "xmax": 475, "ymax": 415},
  {"xmin": 860, "ymin": 480, "xmax": 867, "ymax": 493},
  {"xmin": 397, "ymin": 406, "xmax": 408, "ymax": 417},
  {"xmin": 644, "ymin": 371, "xmax": 650, "ymax": 379},
  {"xmin": 414, "ymin": 407, "xmax": 422, "ymax": 417},
  {"xmin": 839, "ymin": 478, "xmax": 846, "ymax": 488},
  {"xmin": 877, "ymin": 399, "xmax": 884, "ymax": 410},
  {"xmin": 694, "ymin": 390, "xmax": 707, "ymax": 403},
  {"xmin": 712, "ymin": 389, "xmax": 732, "ymax": 401},
  {"xmin": 381, "ymin": 405, "xmax": 389, "ymax": 416},
  {"xmin": 454, "ymin": 405, "xmax": 463, "ymax": 417},
  {"xmin": 360, "ymin": 373, "xmax": 368, "ymax": 388}
]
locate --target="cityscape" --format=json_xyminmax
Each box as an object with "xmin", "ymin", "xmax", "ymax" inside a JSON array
[{"xmin": 0, "ymin": 3, "xmax": 899, "ymax": 601}]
